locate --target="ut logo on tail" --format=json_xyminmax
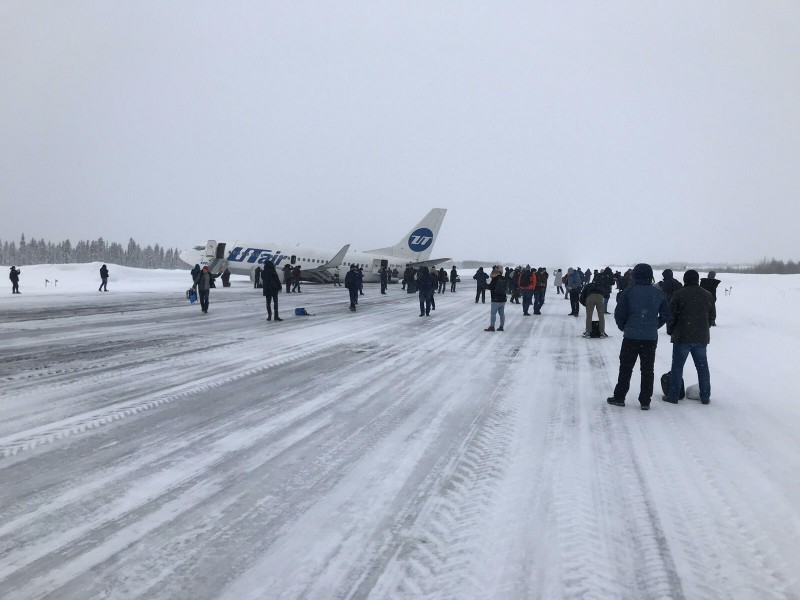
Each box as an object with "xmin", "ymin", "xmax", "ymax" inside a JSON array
[{"xmin": 408, "ymin": 228, "xmax": 434, "ymax": 252}]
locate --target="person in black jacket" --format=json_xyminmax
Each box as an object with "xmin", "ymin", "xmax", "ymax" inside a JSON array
[
  {"xmin": 283, "ymin": 264, "xmax": 293, "ymax": 293},
  {"xmin": 533, "ymin": 267, "xmax": 549, "ymax": 314},
  {"xmin": 345, "ymin": 264, "xmax": 359, "ymax": 311},
  {"xmin": 474, "ymin": 267, "xmax": 489, "ymax": 303},
  {"xmin": 417, "ymin": 266, "xmax": 435, "ymax": 316},
  {"xmin": 254, "ymin": 266, "xmax": 262, "ymax": 289},
  {"xmin": 10, "ymin": 266, "xmax": 21, "ymax": 294},
  {"xmin": 192, "ymin": 266, "xmax": 214, "ymax": 314},
  {"xmin": 450, "ymin": 266, "xmax": 458, "ymax": 292},
  {"xmin": 261, "ymin": 261, "xmax": 282, "ymax": 321},
  {"xmin": 99, "ymin": 264, "xmax": 109, "ymax": 292},
  {"xmin": 484, "ymin": 266, "xmax": 508, "ymax": 331},
  {"xmin": 580, "ymin": 281, "xmax": 608, "ymax": 338},
  {"xmin": 663, "ymin": 269, "xmax": 715, "ymax": 404},
  {"xmin": 700, "ymin": 271, "xmax": 721, "ymax": 325},
  {"xmin": 657, "ymin": 269, "xmax": 682, "ymax": 304},
  {"xmin": 379, "ymin": 266, "xmax": 388, "ymax": 294},
  {"xmin": 191, "ymin": 264, "xmax": 201, "ymax": 285}
]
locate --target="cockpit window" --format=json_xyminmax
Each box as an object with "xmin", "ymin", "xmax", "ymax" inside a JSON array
[{"xmin": 193, "ymin": 246, "xmax": 205, "ymax": 251}]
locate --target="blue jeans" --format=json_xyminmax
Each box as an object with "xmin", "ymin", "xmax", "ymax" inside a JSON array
[
  {"xmin": 521, "ymin": 290, "xmax": 534, "ymax": 313},
  {"xmin": 490, "ymin": 302, "xmax": 505, "ymax": 327},
  {"xmin": 669, "ymin": 343, "xmax": 710, "ymax": 400},
  {"xmin": 533, "ymin": 291, "xmax": 545, "ymax": 313},
  {"xmin": 419, "ymin": 292, "xmax": 432, "ymax": 315}
]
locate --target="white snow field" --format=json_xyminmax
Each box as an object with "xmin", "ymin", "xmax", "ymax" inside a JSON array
[{"xmin": 1, "ymin": 263, "xmax": 799, "ymax": 600}]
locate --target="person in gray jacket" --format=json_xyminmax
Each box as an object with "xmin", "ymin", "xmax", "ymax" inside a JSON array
[
  {"xmin": 663, "ymin": 270, "xmax": 715, "ymax": 404},
  {"xmin": 193, "ymin": 266, "xmax": 214, "ymax": 314},
  {"xmin": 607, "ymin": 263, "xmax": 670, "ymax": 410}
]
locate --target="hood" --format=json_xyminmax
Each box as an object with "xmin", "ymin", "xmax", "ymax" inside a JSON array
[
  {"xmin": 683, "ymin": 269, "xmax": 700, "ymax": 285},
  {"xmin": 662, "ymin": 269, "xmax": 673, "ymax": 279},
  {"xmin": 633, "ymin": 263, "xmax": 654, "ymax": 284}
]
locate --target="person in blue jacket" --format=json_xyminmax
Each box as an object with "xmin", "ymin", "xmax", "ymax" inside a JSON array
[
  {"xmin": 607, "ymin": 263, "xmax": 670, "ymax": 410},
  {"xmin": 345, "ymin": 264, "xmax": 360, "ymax": 311},
  {"xmin": 473, "ymin": 267, "xmax": 489, "ymax": 303}
]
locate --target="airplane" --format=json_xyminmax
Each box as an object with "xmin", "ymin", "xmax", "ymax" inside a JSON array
[{"xmin": 178, "ymin": 208, "xmax": 450, "ymax": 284}]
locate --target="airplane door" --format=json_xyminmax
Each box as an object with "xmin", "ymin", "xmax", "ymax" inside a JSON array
[
  {"xmin": 215, "ymin": 243, "xmax": 226, "ymax": 259},
  {"xmin": 204, "ymin": 240, "xmax": 217, "ymax": 261},
  {"xmin": 371, "ymin": 258, "xmax": 383, "ymax": 274}
]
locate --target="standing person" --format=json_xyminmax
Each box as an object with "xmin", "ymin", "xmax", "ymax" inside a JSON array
[
  {"xmin": 379, "ymin": 265, "xmax": 388, "ymax": 294},
  {"xmin": 283, "ymin": 264, "xmax": 293, "ymax": 293},
  {"xmin": 607, "ymin": 263, "xmax": 670, "ymax": 410},
  {"xmin": 700, "ymin": 271, "xmax": 721, "ymax": 326},
  {"xmin": 657, "ymin": 269, "xmax": 683, "ymax": 305},
  {"xmin": 261, "ymin": 261, "xmax": 283, "ymax": 322},
  {"xmin": 566, "ymin": 268, "xmax": 583, "ymax": 317},
  {"xmin": 193, "ymin": 266, "xmax": 214, "ymax": 314},
  {"xmin": 438, "ymin": 267, "xmax": 448, "ymax": 294},
  {"xmin": 253, "ymin": 266, "xmax": 262, "ymax": 289},
  {"xmin": 508, "ymin": 267, "xmax": 521, "ymax": 304},
  {"xmin": 357, "ymin": 267, "xmax": 365, "ymax": 295},
  {"xmin": 416, "ymin": 266, "xmax": 435, "ymax": 316},
  {"xmin": 450, "ymin": 265, "xmax": 458, "ymax": 292},
  {"xmin": 474, "ymin": 267, "xmax": 489, "ymax": 303},
  {"xmin": 332, "ymin": 266, "xmax": 342, "ymax": 286},
  {"xmin": 598, "ymin": 267, "xmax": 614, "ymax": 314},
  {"xmin": 10, "ymin": 266, "xmax": 21, "ymax": 294},
  {"xmin": 517, "ymin": 265, "xmax": 536, "ymax": 316},
  {"xmin": 99, "ymin": 264, "xmax": 109, "ymax": 292},
  {"xmin": 533, "ymin": 267, "xmax": 549, "ymax": 315},
  {"xmin": 292, "ymin": 265, "xmax": 302, "ymax": 293},
  {"xmin": 484, "ymin": 266, "xmax": 508, "ymax": 331},
  {"xmin": 663, "ymin": 269, "xmax": 715, "ymax": 404},
  {"xmin": 221, "ymin": 268, "xmax": 231, "ymax": 287},
  {"xmin": 580, "ymin": 280, "xmax": 608, "ymax": 338},
  {"xmin": 345, "ymin": 264, "xmax": 360, "ymax": 311},
  {"xmin": 553, "ymin": 268, "xmax": 564, "ymax": 296}
]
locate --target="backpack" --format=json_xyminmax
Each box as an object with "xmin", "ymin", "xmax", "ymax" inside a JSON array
[
  {"xmin": 494, "ymin": 276, "xmax": 508, "ymax": 295},
  {"xmin": 590, "ymin": 321, "xmax": 601, "ymax": 338},
  {"xmin": 520, "ymin": 270, "xmax": 532, "ymax": 287}
]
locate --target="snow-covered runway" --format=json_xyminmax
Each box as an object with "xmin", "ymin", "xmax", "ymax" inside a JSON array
[{"xmin": 1, "ymin": 266, "xmax": 799, "ymax": 599}]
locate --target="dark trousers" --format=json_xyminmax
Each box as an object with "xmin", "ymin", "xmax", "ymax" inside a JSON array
[
  {"xmin": 569, "ymin": 289, "xmax": 580, "ymax": 315},
  {"xmin": 12, "ymin": 282, "xmax": 19, "ymax": 293},
  {"xmin": 669, "ymin": 343, "xmax": 711, "ymax": 400},
  {"xmin": 381, "ymin": 281, "xmax": 387, "ymax": 294},
  {"xmin": 285, "ymin": 279, "xmax": 291, "ymax": 293},
  {"xmin": 292, "ymin": 279, "xmax": 301, "ymax": 292},
  {"xmin": 476, "ymin": 285, "xmax": 486, "ymax": 303},
  {"xmin": 99, "ymin": 277, "xmax": 108, "ymax": 291},
  {"xmin": 199, "ymin": 290, "xmax": 210, "ymax": 313},
  {"xmin": 521, "ymin": 290, "xmax": 534, "ymax": 314},
  {"xmin": 613, "ymin": 338, "xmax": 658, "ymax": 404},
  {"xmin": 451, "ymin": 281, "xmax": 456, "ymax": 292},
  {"xmin": 348, "ymin": 287, "xmax": 359, "ymax": 307},
  {"xmin": 533, "ymin": 291, "xmax": 545, "ymax": 314},
  {"xmin": 419, "ymin": 292, "xmax": 432, "ymax": 315},
  {"xmin": 265, "ymin": 293, "xmax": 278, "ymax": 318}
]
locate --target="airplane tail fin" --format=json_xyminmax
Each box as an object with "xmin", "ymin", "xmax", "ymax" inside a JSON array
[{"xmin": 368, "ymin": 208, "xmax": 447, "ymax": 261}]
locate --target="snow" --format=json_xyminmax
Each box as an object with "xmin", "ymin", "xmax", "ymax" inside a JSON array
[{"xmin": 1, "ymin": 263, "xmax": 799, "ymax": 599}]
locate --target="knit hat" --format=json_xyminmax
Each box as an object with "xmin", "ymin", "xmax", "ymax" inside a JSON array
[
  {"xmin": 683, "ymin": 269, "xmax": 700, "ymax": 285},
  {"xmin": 633, "ymin": 263, "xmax": 654, "ymax": 284}
]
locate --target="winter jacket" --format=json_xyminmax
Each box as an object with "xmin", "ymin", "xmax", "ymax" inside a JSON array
[
  {"xmin": 486, "ymin": 274, "xmax": 508, "ymax": 303},
  {"xmin": 667, "ymin": 283, "xmax": 715, "ymax": 344},
  {"xmin": 473, "ymin": 269, "xmax": 489, "ymax": 288},
  {"xmin": 191, "ymin": 265, "xmax": 201, "ymax": 281},
  {"xmin": 283, "ymin": 264, "xmax": 293, "ymax": 282},
  {"xmin": 10, "ymin": 267, "xmax": 20, "ymax": 282},
  {"xmin": 535, "ymin": 270, "xmax": 548, "ymax": 293},
  {"xmin": 613, "ymin": 263, "xmax": 670, "ymax": 340},
  {"xmin": 344, "ymin": 268, "xmax": 359, "ymax": 289},
  {"xmin": 261, "ymin": 263, "xmax": 282, "ymax": 294},
  {"xmin": 580, "ymin": 282, "xmax": 606, "ymax": 306},
  {"xmin": 416, "ymin": 267, "xmax": 435, "ymax": 295},
  {"xmin": 100, "ymin": 265, "xmax": 109, "ymax": 279},
  {"xmin": 566, "ymin": 271, "xmax": 583, "ymax": 292},
  {"xmin": 700, "ymin": 277, "xmax": 721, "ymax": 301},
  {"xmin": 658, "ymin": 270, "xmax": 683, "ymax": 303},
  {"xmin": 193, "ymin": 270, "xmax": 214, "ymax": 292},
  {"xmin": 552, "ymin": 270, "xmax": 562, "ymax": 286},
  {"xmin": 517, "ymin": 269, "xmax": 536, "ymax": 291}
]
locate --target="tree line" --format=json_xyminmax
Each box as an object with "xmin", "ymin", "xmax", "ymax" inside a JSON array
[{"xmin": 0, "ymin": 234, "xmax": 188, "ymax": 269}]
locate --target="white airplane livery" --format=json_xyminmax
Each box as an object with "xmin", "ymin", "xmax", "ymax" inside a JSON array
[{"xmin": 179, "ymin": 208, "xmax": 449, "ymax": 284}]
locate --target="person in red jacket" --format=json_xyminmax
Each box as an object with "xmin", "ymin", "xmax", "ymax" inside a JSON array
[{"xmin": 517, "ymin": 265, "xmax": 537, "ymax": 316}]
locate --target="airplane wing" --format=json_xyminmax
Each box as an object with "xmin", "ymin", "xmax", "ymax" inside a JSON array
[
  {"xmin": 302, "ymin": 244, "xmax": 350, "ymax": 283},
  {"xmin": 409, "ymin": 257, "xmax": 452, "ymax": 269}
]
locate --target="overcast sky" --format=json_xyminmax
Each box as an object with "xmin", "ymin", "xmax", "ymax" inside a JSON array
[{"xmin": 1, "ymin": 2, "xmax": 799, "ymax": 266}]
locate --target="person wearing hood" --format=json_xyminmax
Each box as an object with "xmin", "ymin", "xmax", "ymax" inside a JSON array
[
  {"xmin": 607, "ymin": 263, "xmax": 670, "ymax": 410},
  {"xmin": 261, "ymin": 261, "xmax": 283, "ymax": 322},
  {"xmin": 191, "ymin": 264, "xmax": 201, "ymax": 284},
  {"xmin": 99, "ymin": 264, "xmax": 109, "ymax": 292},
  {"xmin": 474, "ymin": 267, "xmax": 489, "ymax": 303},
  {"xmin": 700, "ymin": 271, "xmax": 721, "ymax": 325},
  {"xmin": 657, "ymin": 269, "xmax": 683, "ymax": 304},
  {"xmin": 663, "ymin": 269, "xmax": 715, "ymax": 404},
  {"xmin": 416, "ymin": 266, "xmax": 435, "ymax": 316},
  {"xmin": 192, "ymin": 266, "xmax": 214, "ymax": 314},
  {"xmin": 9, "ymin": 266, "xmax": 21, "ymax": 294}
]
